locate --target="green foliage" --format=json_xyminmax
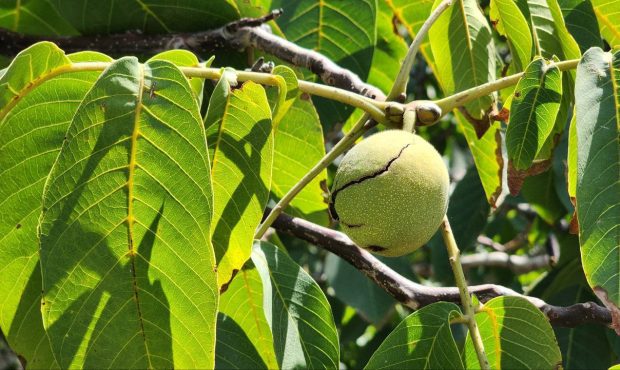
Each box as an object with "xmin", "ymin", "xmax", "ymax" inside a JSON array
[
  {"xmin": 0, "ymin": 0, "xmax": 618, "ymax": 368},
  {"xmin": 575, "ymin": 47, "xmax": 620, "ymax": 313},
  {"xmin": 464, "ymin": 296, "xmax": 562, "ymax": 369},
  {"xmin": 39, "ymin": 57, "xmax": 218, "ymax": 368}
]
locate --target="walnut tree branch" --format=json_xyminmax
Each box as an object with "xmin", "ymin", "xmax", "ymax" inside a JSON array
[
  {"xmin": 461, "ymin": 251, "xmax": 551, "ymax": 274},
  {"xmin": 0, "ymin": 10, "xmax": 385, "ymax": 101},
  {"xmin": 270, "ymin": 210, "xmax": 612, "ymax": 328}
]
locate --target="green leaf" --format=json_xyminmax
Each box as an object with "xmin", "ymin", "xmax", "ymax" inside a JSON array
[
  {"xmin": 251, "ymin": 241, "xmax": 340, "ymax": 369},
  {"xmin": 269, "ymin": 67, "xmax": 328, "ymax": 226},
  {"xmin": 464, "ymin": 296, "xmax": 562, "ymax": 369},
  {"xmin": 0, "ymin": 42, "xmax": 70, "ymax": 113},
  {"xmin": 205, "ymin": 78, "xmax": 274, "ymax": 288},
  {"xmin": 386, "ymin": 0, "xmax": 436, "ymax": 72},
  {"xmin": 490, "ymin": 0, "xmax": 533, "ymax": 72},
  {"xmin": 148, "ymin": 50, "xmax": 209, "ymax": 107},
  {"xmin": 365, "ymin": 302, "xmax": 464, "ymax": 369},
  {"xmin": 429, "ymin": 0, "xmax": 497, "ymax": 119},
  {"xmin": 217, "ymin": 263, "xmax": 278, "ymax": 369},
  {"xmin": 575, "ymin": 48, "xmax": 620, "ymax": 313},
  {"xmin": 567, "ymin": 111, "xmax": 577, "ymax": 202},
  {"xmin": 559, "ymin": 0, "xmax": 603, "ymax": 53},
  {"xmin": 51, "ymin": 0, "xmax": 240, "ymax": 33},
  {"xmin": 0, "ymin": 45, "xmax": 111, "ymax": 368},
  {"xmin": 0, "ymin": 0, "xmax": 77, "ymax": 35},
  {"xmin": 526, "ymin": 0, "xmax": 581, "ymax": 61},
  {"xmin": 456, "ymin": 112, "xmax": 504, "ymax": 206},
  {"xmin": 366, "ymin": 1, "xmax": 409, "ymax": 94},
  {"xmin": 590, "ymin": 0, "xmax": 620, "ymax": 47},
  {"xmin": 272, "ymin": 0, "xmax": 377, "ymax": 126},
  {"xmin": 39, "ymin": 57, "xmax": 218, "ymax": 368},
  {"xmin": 506, "ymin": 57, "xmax": 563, "ymax": 170}
]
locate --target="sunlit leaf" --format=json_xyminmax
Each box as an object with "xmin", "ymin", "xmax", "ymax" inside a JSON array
[
  {"xmin": 506, "ymin": 57, "xmax": 563, "ymax": 170},
  {"xmin": 490, "ymin": 0, "xmax": 533, "ymax": 72},
  {"xmin": 251, "ymin": 241, "xmax": 340, "ymax": 369},
  {"xmin": 205, "ymin": 78, "xmax": 273, "ymax": 288},
  {"xmin": 365, "ymin": 302, "xmax": 464, "ymax": 369},
  {"xmin": 39, "ymin": 57, "xmax": 218, "ymax": 368},
  {"xmin": 590, "ymin": 0, "xmax": 620, "ymax": 47},
  {"xmin": 575, "ymin": 47, "xmax": 620, "ymax": 314},
  {"xmin": 456, "ymin": 112, "xmax": 504, "ymax": 206},
  {"xmin": 429, "ymin": 0, "xmax": 497, "ymax": 120},
  {"xmin": 0, "ymin": 43, "xmax": 111, "ymax": 368},
  {"xmin": 464, "ymin": 296, "xmax": 562, "ymax": 369}
]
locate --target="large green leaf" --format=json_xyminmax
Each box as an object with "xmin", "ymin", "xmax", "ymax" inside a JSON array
[
  {"xmin": 251, "ymin": 241, "xmax": 340, "ymax": 369},
  {"xmin": 39, "ymin": 57, "xmax": 218, "ymax": 368},
  {"xmin": 575, "ymin": 48, "xmax": 620, "ymax": 313},
  {"xmin": 490, "ymin": 0, "xmax": 533, "ymax": 72},
  {"xmin": 429, "ymin": 0, "xmax": 497, "ymax": 120},
  {"xmin": 464, "ymin": 296, "xmax": 562, "ymax": 369},
  {"xmin": 0, "ymin": 0, "xmax": 77, "ymax": 35},
  {"xmin": 506, "ymin": 57, "xmax": 563, "ymax": 170},
  {"xmin": 0, "ymin": 44, "xmax": 111, "ymax": 368},
  {"xmin": 147, "ymin": 49, "xmax": 208, "ymax": 107},
  {"xmin": 51, "ymin": 0, "xmax": 239, "ymax": 34},
  {"xmin": 590, "ymin": 0, "xmax": 620, "ymax": 47},
  {"xmin": 216, "ymin": 263, "xmax": 278, "ymax": 369},
  {"xmin": 559, "ymin": 0, "xmax": 603, "ymax": 53},
  {"xmin": 365, "ymin": 302, "xmax": 464, "ymax": 369},
  {"xmin": 205, "ymin": 78, "xmax": 273, "ymax": 288}
]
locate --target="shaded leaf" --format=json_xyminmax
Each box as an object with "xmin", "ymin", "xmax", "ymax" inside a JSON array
[
  {"xmin": 272, "ymin": 0, "xmax": 377, "ymax": 126},
  {"xmin": 506, "ymin": 57, "xmax": 563, "ymax": 170},
  {"xmin": 559, "ymin": 0, "xmax": 603, "ymax": 53},
  {"xmin": 324, "ymin": 253, "xmax": 417, "ymax": 325},
  {"xmin": 0, "ymin": 0, "xmax": 77, "ymax": 35},
  {"xmin": 251, "ymin": 241, "xmax": 340, "ymax": 369},
  {"xmin": 39, "ymin": 57, "xmax": 218, "ymax": 368},
  {"xmin": 51, "ymin": 0, "xmax": 240, "ymax": 34},
  {"xmin": 429, "ymin": 0, "xmax": 497, "ymax": 120},
  {"xmin": 575, "ymin": 48, "xmax": 620, "ymax": 316},
  {"xmin": 464, "ymin": 296, "xmax": 562, "ymax": 369},
  {"xmin": 205, "ymin": 78, "xmax": 274, "ymax": 288},
  {"xmin": 521, "ymin": 169, "xmax": 566, "ymax": 224},
  {"xmin": 365, "ymin": 302, "xmax": 464, "ymax": 370},
  {"xmin": 217, "ymin": 263, "xmax": 278, "ymax": 369}
]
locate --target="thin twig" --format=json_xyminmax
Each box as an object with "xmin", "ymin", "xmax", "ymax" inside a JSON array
[
  {"xmin": 440, "ymin": 216, "xmax": 490, "ymax": 370},
  {"xmin": 270, "ymin": 210, "xmax": 612, "ymax": 328}
]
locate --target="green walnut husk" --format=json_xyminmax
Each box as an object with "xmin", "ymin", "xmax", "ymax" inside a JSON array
[{"xmin": 329, "ymin": 130, "xmax": 449, "ymax": 256}]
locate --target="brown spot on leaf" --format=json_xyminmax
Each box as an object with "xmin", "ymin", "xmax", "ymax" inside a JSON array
[
  {"xmin": 15, "ymin": 223, "xmax": 21, "ymax": 229},
  {"xmin": 569, "ymin": 211, "xmax": 579, "ymax": 234},
  {"xmin": 507, "ymin": 159, "xmax": 551, "ymax": 195}
]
